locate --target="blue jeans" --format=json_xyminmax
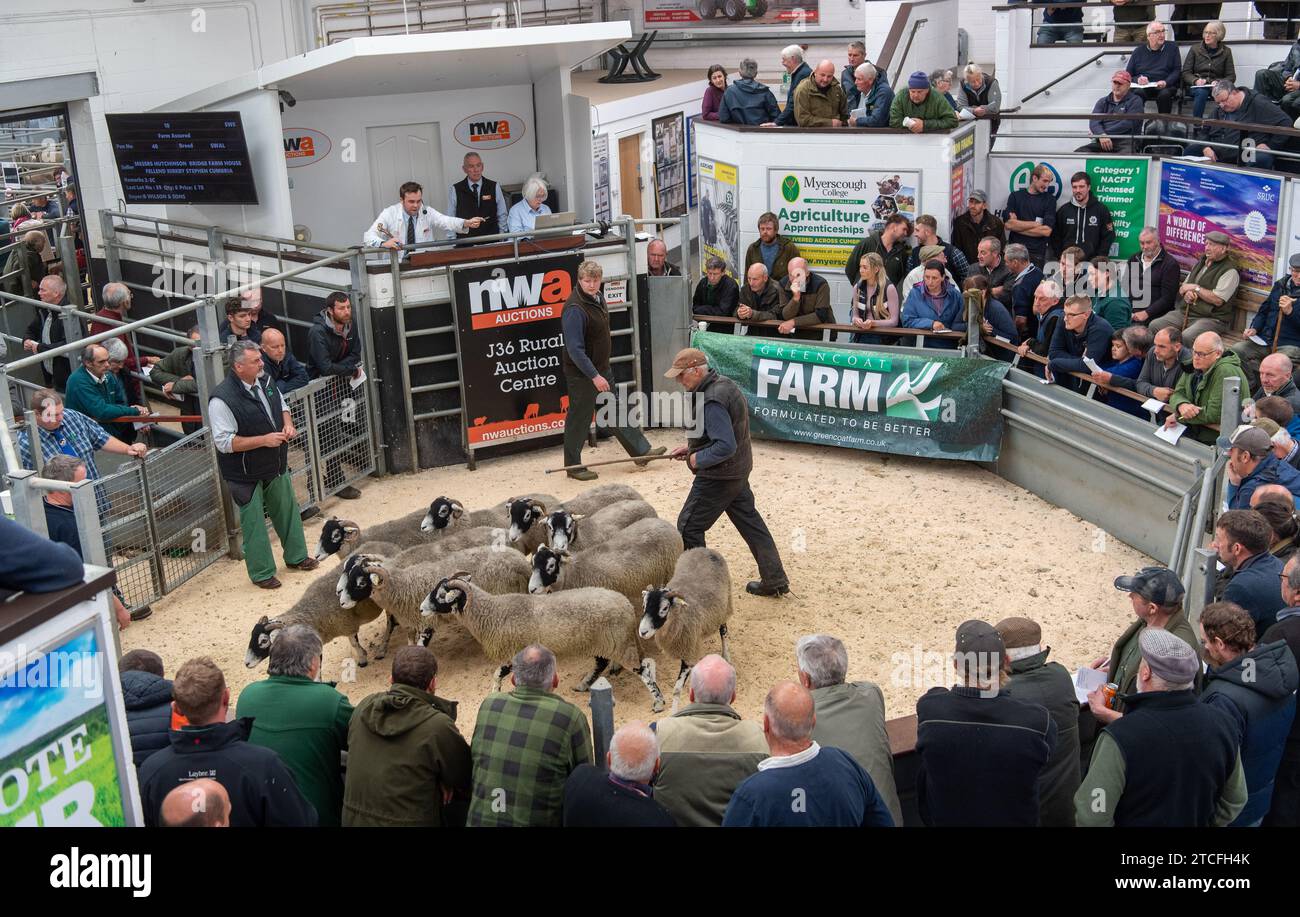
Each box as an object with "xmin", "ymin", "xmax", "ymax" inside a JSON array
[
  {"xmin": 1037, "ymin": 24, "xmax": 1084, "ymax": 43},
  {"xmin": 1189, "ymin": 85, "xmax": 1213, "ymax": 118}
]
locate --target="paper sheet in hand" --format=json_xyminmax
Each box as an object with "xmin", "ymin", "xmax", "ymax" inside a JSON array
[
  {"xmin": 350, "ymin": 368, "xmax": 367, "ymax": 390},
  {"xmin": 1155, "ymin": 422, "xmax": 1187, "ymax": 444},
  {"xmin": 850, "ymin": 104, "xmax": 866, "ymax": 122},
  {"xmin": 1074, "ymin": 666, "xmax": 1107, "ymax": 705},
  {"xmin": 1250, "ymin": 334, "xmax": 1269, "ymax": 346},
  {"xmin": 1141, "ymin": 397, "xmax": 1167, "ymax": 414},
  {"xmin": 1082, "ymin": 356, "xmax": 1104, "ymax": 374}
]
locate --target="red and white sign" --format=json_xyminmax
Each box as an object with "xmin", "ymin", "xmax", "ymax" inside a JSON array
[
  {"xmin": 454, "ymin": 112, "xmax": 525, "ymax": 151},
  {"xmin": 283, "ymin": 128, "xmax": 331, "ymax": 168}
]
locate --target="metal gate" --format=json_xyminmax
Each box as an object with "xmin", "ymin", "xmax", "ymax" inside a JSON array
[{"xmin": 284, "ymin": 374, "xmax": 378, "ymax": 511}]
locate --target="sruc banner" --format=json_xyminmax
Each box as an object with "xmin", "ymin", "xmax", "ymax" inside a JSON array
[
  {"xmin": 693, "ymin": 331, "xmax": 1010, "ymax": 462},
  {"xmin": 451, "ymin": 253, "xmax": 582, "ymax": 450}
]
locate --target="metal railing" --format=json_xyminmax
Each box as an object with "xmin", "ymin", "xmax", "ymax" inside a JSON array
[
  {"xmin": 995, "ymin": 0, "xmax": 1300, "ymax": 44},
  {"xmin": 315, "ymin": 0, "xmax": 590, "ymax": 44}
]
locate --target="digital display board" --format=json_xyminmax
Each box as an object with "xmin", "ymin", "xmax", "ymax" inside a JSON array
[{"xmin": 105, "ymin": 111, "xmax": 259, "ymax": 205}]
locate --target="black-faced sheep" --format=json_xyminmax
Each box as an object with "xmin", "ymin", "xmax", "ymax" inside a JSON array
[
  {"xmin": 244, "ymin": 567, "xmax": 391, "ymax": 669},
  {"xmin": 419, "ymin": 492, "xmax": 556, "ymax": 535},
  {"xmin": 528, "ymin": 517, "xmax": 683, "ymax": 614},
  {"xmin": 543, "ymin": 498, "xmax": 658, "ymax": 553},
  {"xmin": 506, "ymin": 483, "xmax": 643, "ymax": 546},
  {"xmin": 420, "ymin": 573, "xmax": 666, "ymax": 711},
  {"xmin": 639, "ymin": 547, "xmax": 734, "ymax": 711}
]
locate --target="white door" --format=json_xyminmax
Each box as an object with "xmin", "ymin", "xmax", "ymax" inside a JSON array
[{"xmin": 367, "ymin": 122, "xmax": 442, "ymax": 216}]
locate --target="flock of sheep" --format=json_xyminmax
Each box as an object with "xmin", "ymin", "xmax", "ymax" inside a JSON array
[{"xmin": 242, "ymin": 484, "xmax": 736, "ymax": 711}]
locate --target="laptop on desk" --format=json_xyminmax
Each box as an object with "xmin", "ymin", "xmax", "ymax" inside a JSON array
[{"xmin": 535, "ymin": 211, "xmax": 576, "ymax": 231}]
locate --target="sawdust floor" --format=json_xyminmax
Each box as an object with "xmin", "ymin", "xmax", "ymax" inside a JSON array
[{"xmin": 122, "ymin": 430, "xmax": 1151, "ymax": 729}]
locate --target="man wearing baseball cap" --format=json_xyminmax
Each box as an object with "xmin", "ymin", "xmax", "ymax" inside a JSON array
[
  {"xmin": 950, "ymin": 190, "xmax": 1006, "ymax": 266},
  {"xmin": 1150, "ymin": 231, "xmax": 1240, "ymax": 340},
  {"xmin": 1232, "ymin": 253, "xmax": 1300, "ymax": 390},
  {"xmin": 665, "ymin": 348, "xmax": 789, "ymax": 597},
  {"xmin": 1078, "ymin": 72, "xmax": 1144, "ymax": 154},
  {"xmin": 1076, "ymin": 627, "xmax": 1247, "ymax": 827},
  {"xmin": 1090, "ymin": 566, "xmax": 1200, "ymax": 712},
  {"xmin": 1221, "ymin": 424, "xmax": 1300, "ymax": 510},
  {"xmin": 996, "ymin": 617, "xmax": 1080, "ymax": 827},
  {"xmin": 915, "ymin": 620, "xmax": 1056, "ymax": 827}
]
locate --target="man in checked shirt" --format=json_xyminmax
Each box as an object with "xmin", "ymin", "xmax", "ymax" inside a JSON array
[{"xmin": 467, "ymin": 644, "xmax": 593, "ymax": 827}]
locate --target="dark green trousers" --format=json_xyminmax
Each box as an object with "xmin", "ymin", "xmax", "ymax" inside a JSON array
[{"xmin": 562, "ymin": 372, "xmax": 650, "ymax": 468}]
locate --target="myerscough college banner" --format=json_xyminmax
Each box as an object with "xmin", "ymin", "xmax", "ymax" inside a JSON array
[{"xmin": 692, "ymin": 331, "xmax": 1010, "ymax": 462}]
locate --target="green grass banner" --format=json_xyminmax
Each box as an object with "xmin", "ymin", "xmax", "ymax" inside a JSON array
[{"xmin": 693, "ymin": 331, "xmax": 1010, "ymax": 462}]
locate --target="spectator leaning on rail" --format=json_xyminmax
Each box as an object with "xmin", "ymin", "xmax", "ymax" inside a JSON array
[
  {"xmin": 1128, "ymin": 226, "xmax": 1182, "ymax": 324},
  {"xmin": 795, "ymin": 634, "xmax": 903, "ymax": 826},
  {"xmin": 150, "ymin": 325, "xmax": 210, "ymax": 436},
  {"xmin": 21, "ymin": 274, "xmax": 73, "ymax": 391},
  {"xmin": 64, "ymin": 343, "xmax": 149, "ymax": 444},
  {"xmin": 646, "ymin": 238, "xmax": 680, "ymax": 277},
  {"xmin": 1182, "ymin": 20, "xmax": 1235, "ymax": 119},
  {"xmin": 1088, "ymin": 258, "xmax": 1132, "ymax": 330},
  {"xmin": 1150, "ymin": 231, "xmax": 1240, "ymax": 339},
  {"xmin": 562, "ymin": 723, "xmax": 676, "ymax": 827},
  {"xmin": 1102, "ymin": 325, "xmax": 1185, "ymax": 403},
  {"xmin": 467, "ymin": 644, "xmax": 593, "ymax": 828},
  {"xmin": 931, "ymin": 69, "xmax": 959, "ymax": 111},
  {"xmin": 91, "ymin": 281, "xmax": 159, "ymax": 404},
  {"xmin": 735, "ymin": 262, "xmax": 786, "ymax": 338},
  {"xmin": 744, "ymin": 211, "xmax": 799, "ymax": 283},
  {"xmin": 1214, "ymin": 508, "xmax": 1289, "ymax": 634},
  {"xmin": 506, "ymin": 174, "xmax": 552, "ymax": 237},
  {"xmin": 850, "ymin": 251, "xmax": 900, "ymax": 345},
  {"xmin": 723, "ymin": 680, "xmax": 895, "ymax": 828},
  {"xmin": 1233, "ymin": 256, "xmax": 1300, "ymax": 391},
  {"xmin": 1098, "ymin": 327, "xmax": 1151, "ymax": 417},
  {"xmin": 954, "ymin": 64, "xmax": 1002, "ymax": 136},
  {"xmin": 1076, "ymin": 627, "xmax": 1247, "ymax": 827},
  {"xmin": 775, "ymin": 45, "xmax": 812, "ymax": 127},
  {"xmin": 235, "ymin": 624, "xmax": 354, "ymax": 827},
  {"xmin": 889, "ymin": 70, "xmax": 957, "ymax": 134},
  {"xmin": 907, "ymin": 214, "xmax": 969, "ymax": 286},
  {"xmin": 1052, "ymin": 173, "xmax": 1115, "ymax": 261},
  {"xmin": 1244, "ymin": 353, "xmax": 1300, "ymax": 428},
  {"xmin": 1264, "ymin": 555, "xmax": 1300, "ymax": 825},
  {"xmin": 118, "ymin": 649, "xmax": 172, "ymax": 777},
  {"xmin": 1016, "ymin": 279, "xmax": 1066, "ymax": 369},
  {"xmin": 718, "ymin": 58, "xmax": 780, "ymax": 126},
  {"xmin": 692, "ymin": 256, "xmax": 740, "ymax": 322},
  {"xmin": 209, "ymin": 341, "xmax": 321, "ymax": 589},
  {"xmin": 1255, "ymin": 394, "xmax": 1300, "ymax": 440},
  {"xmin": 951, "ymin": 191, "xmax": 1005, "ymax": 267},
  {"xmin": 1005, "ymin": 243, "xmax": 1046, "ymax": 337},
  {"xmin": 1003, "ymin": 164, "xmax": 1056, "ymax": 268},
  {"xmin": 915, "ymin": 620, "xmax": 1057, "ymax": 827},
  {"xmin": 964, "ymin": 276, "xmax": 1020, "ymax": 354},
  {"xmin": 1047, "ymin": 296, "xmax": 1115, "ymax": 389},
  {"xmin": 1188, "ymin": 79, "xmax": 1295, "ymax": 169},
  {"xmin": 1126, "ymin": 21, "xmax": 1182, "ymax": 115},
  {"xmin": 218, "ymin": 296, "xmax": 255, "ymax": 345},
  {"xmin": 650, "ymin": 654, "xmax": 769, "ymax": 826},
  {"xmin": 138, "ymin": 656, "xmax": 318, "ymax": 828},
  {"xmin": 901, "ymin": 245, "xmax": 956, "ymax": 292},
  {"xmin": 1199, "ymin": 600, "xmax": 1299, "ymax": 827},
  {"xmin": 1253, "ymin": 31, "xmax": 1300, "ymax": 120},
  {"xmin": 1165, "ymin": 330, "xmax": 1246, "ymax": 445},
  {"xmin": 849, "ymin": 62, "xmax": 893, "ymax": 128},
  {"xmin": 792, "ymin": 59, "xmax": 848, "ymax": 127},
  {"xmin": 995, "ymin": 617, "xmax": 1081, "ymax": 828},
  {"xmin": 307, "ymin": 290, "xmax": 365, "ymax": 498},
  {"xmin": 1078, "ymin": 71, "xmax": 1145, "ymax": 155},
  {"xmin": 844, "ymin": 212, "xmax": 911, "ymax": 288},
  {"xmin": 776, "ymin": 257, "xmax": 833, "ymax": 340},
  {"xmin": 344, "ymin": 646, "xmax": 471, "ymax": 828},
  {"xmin": 259, "ymin": 327, "xmax": 309, "ymax": 394},
  {"xmin": 701, "ymin": 64, "xmax": 726, "ymax": 122},
  {"xmin": 1111, "ymin": 0, "xmax": 1154, "ymax": 43},
  {"xmin": 975, "ymin": 237, "xmax": 1014, "ymax": 309},
  {"xmin": 901, "ymin": 260, "xmax": 966, "ymax": 349},
  {"xmin": 18, "ymin": 388, "xmax": 146, "ymax": 485}
]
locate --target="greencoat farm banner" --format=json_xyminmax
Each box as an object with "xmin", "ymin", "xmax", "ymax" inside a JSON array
[{"xmin": 693, "ymin": 331, "xmax": 1010, "ymax": 462}]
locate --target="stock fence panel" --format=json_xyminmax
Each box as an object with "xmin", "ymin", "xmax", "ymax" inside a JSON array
[
  {"xmin": 284, "ymin": 386, "xmax": 321, "ymax": 511},
  {"xmin": 143, "ymin": 428, "xmax": 228, "ymax": 594},
  {"xmin": 312, "ymin": 374, "xmax": 376, "ymax": 497},
  {"xmin": 94, "ymin": 460, "xmax": 157, "ymax": 610}
]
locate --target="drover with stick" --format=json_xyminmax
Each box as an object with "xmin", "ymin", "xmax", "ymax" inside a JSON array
[
  {"xmin": 560, "ymin": 259, "xmax": 665, "ymax": 480},
  {"xmin": 665, "ymin": 347, "xmax": 790, "ymax": 597}
]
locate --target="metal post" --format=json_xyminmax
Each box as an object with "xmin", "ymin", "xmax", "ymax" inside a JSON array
[
  {"xmin": 304, "ymin": 385, "xmax": 327, "ymax": 502},
  {"xmin": 7, "ymin": 469, "xmax": 47, "ymax": 536},
  {"xmin": 195, "ymin": 295, "xmax": 240, "ymax": 558},
  {"xmin": 349, "ymin": 249, "xmax": 385, "ymax": 476},
  {"xmin": 1184, "ymin": 547, "xmax": 1218, "ymax": 631},
  {"xmin": 965, "ymin": 294, "xmax": 982, "ymax": 357},
  {"xmin": 70, "ymin": 476, "xmax": 110, "ymax": 567},
  {"xmin": 137, "ymin": 456, "xmax": 166, "ymax": 594},
  {"xmin": 623, "ymin": 217, "xmax": 644, "ymax": 405},
  {"xmin": 1215, "ymin": 376, "xmax": 1241, "ymax": 514},
  {"xmin": 58, "ymin": 302, "xmax": 82, "ymax": 368},
  {"xmin": 0, "ymin": 367, "xmax": 21, "ymax": 474},
  {"xmin": 390, "ymin": 250, "xmax": 420, "ymax": 471},
  {"xmin": 1167, "ymin": 489, "xmax": 1193, "ymax": 572},
  {"xmin": 23, "ymin": 409, "xmax": 43, "ymax": 474},
  {"xmin": 100, "ymin": 210, "xmax": 122, "ymax": 283},
  {"xmin": 1183, "ymin": 451, "xmax": 1227, "ymax": 587},
  {"xmin": 588, "ymin": 677, "xmax": 615, "ymax": 769},
  {"xmin": 57, "ymin": 234, "xmax": 83, "ymax": 308}
]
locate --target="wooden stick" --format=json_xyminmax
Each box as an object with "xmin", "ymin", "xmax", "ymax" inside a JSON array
[
  {"xmin": 544, "ymin": 454, "xmax": 676, "ymax": 474},
  {"xmin": 1273, "ymin": 302, "xmax": 1286, "ymax": 353}
]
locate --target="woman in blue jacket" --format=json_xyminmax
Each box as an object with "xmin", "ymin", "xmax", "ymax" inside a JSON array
[{"xmin": 901, "ymin": 260, "xmax": 966, "ymax": 349}]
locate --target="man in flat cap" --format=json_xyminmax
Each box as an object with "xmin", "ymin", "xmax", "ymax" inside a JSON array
[
  {"xmin": 914, "ymin": 621, "xmax": 1056, "ymax": 827},
  {"xmin": 1075, "ymin": 628, "xmax": 1248, "ymax": 827},
  {"xmin": 1222, "ymin": 424, "xmax": 1300, "ymax": 510},
  {"xmin": 996, "ymin": 617, "xmax": 1080, "ymax": 827},
  {"xmin": 1090, "ymin": 566, "xmax": 1201, "ymax": 714},
  {"xmin": 1232, "ymin": 253, "xmax": 1300, "ymax": 391},
  {"xmin": 1149, "ymin": 231, "xmax": 1240, "ymax": 340},
  {"xmin": 665, "ymin": 347, "xmax": 789, "ymax": 597}
]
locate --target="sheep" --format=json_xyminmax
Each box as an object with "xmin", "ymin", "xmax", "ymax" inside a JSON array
[
  {"xmin": 506, "ymin": 483, "xmax": 643, "ymax": 546},
  {"xmin": 543, "ymin": 498, "xmax": 658, "ymax": 553},
  {"xmin": 420, "ymin": 573, "xmax": 666, "ymax": 711},
  {"xmin": 529, "ymin": 517, "xmax": 682, "ymax": 646},
  {"xmin": 314, "ymin": 508, "xmax": 430, "ymax": 561},
  {"xmin": 244, "ymin": 566, "xmax": 390, "ymax": 669},
  {"xmin": 639, "ymin": 548, "xmax": 735, "ymax": 711},
  {"xmin": 337, "ymin": 544, "xmax": 533, "ymax": 653},
  {"xmin": 391, "ymin": 525, "xmax": 514, "ymax": 567},
  {"xmin": 419, "ymin": 492, "xmax": 556, "ymax": 535}
]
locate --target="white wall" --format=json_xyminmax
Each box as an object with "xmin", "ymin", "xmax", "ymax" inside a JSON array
[
  {"xmin": 286, "ymin": 85, "xmax": 538, "ymax": 247},
  {"xmin": 535, "ymin": 68, "xmax": 576, "ymax": 222}
]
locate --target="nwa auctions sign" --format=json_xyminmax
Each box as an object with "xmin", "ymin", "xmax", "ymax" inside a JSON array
[
  {"xmin": 693, "ymin": 331, "xmax": 1009, "ymax": 462},
  {"xmin": 451, "ymin": 253, "xmax": 582, "ymax": 449}
]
